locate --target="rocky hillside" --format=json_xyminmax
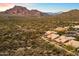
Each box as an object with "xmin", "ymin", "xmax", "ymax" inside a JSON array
[{"xmin": 2, "ymin": 6, "xmax": 44, "ymax": 16}]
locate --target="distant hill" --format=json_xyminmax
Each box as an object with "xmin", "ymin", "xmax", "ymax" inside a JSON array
[
  {"xmin": 57, "ymin": 9, "xmax": 79, "ymax": 19},
  {"xmin": 46, "ymin": 12, "xmax": 62, "ymax": 16}
]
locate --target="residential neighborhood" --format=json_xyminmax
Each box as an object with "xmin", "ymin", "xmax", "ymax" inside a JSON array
[{"xmin": 44, "ymin": 25, "xmax": 79, "ymax": 48}]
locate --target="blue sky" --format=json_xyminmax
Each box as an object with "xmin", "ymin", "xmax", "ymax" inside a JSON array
[
  {"xmin": 0, "ymin": 3, "xmax": 79, "ymax": 13},
  {"xmin": 15, "ymin": 3, "xmax": 79, "ymax": 13}
]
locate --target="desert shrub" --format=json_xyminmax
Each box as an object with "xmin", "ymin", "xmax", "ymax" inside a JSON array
[
  {"xmin": 0, "ymin": 14, "xmax": 77, "ymax": 56},
  {"xmin": 15, "ymin": 48, "xmax": 26, "ymax": 56}
]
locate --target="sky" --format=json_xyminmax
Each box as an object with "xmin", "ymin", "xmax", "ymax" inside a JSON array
[{"xmin": 0, "ymin": 3, "xmax": 79, "ymax": 13}]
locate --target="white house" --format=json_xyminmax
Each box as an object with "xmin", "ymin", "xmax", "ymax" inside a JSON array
[{"xmin": 73, "ymin": 25, "xmax": 79, "ymax": 29}]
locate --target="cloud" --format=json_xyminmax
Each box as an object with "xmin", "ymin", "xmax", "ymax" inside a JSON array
[
  {"xmin": 0, "ymin": 3, "xmax": 14, "ymax": 11},
  {"xmin": 0, "ymin": 3, "xmax": 14, "ymax": 7}
]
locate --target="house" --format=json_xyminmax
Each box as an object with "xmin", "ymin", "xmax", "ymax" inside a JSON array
[
  {"xmin": 73, "ymin": 25, "xmax": 79, "ymax": 29},
  {"xmin": 45, "ymin": 31, "xmax": 57, "ymax": 36},
  {"xmin": 44, "ymin": 29, "xmax": 79, "ymax": 48},
  {"xmin": 53, "ymin": 35, "xmax": 79, "ymax": 48},
  {"xmin": 64, "ymin": 31, "xmax": 77, "ymax": 37},
  {"xmin": 45, "ymin": 31, "xmax": 59, "ymax": 40},
  {"xmin": 54, "ymin": 35, "xmax": 75, "ymax": 43},
  {"xmin": 65, "ymin": 40, "xmax": 79, "ymax": 48},
  {"xmin": 54, "ymin": 27, "xmax": 69, "ymax": 32},
  {"xmin": 46, "ymin": 33, "xmax": 59, "ymax": 40}
]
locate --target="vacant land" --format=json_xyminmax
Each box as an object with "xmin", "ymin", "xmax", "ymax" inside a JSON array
[{"xmin": 0, "ymin": 14, "xmax": 79, "ymax": 56}]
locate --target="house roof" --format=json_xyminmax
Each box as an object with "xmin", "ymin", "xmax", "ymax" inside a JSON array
[{"xmin": 73, "ymin": 25, "xmax": 79, "ymax": 28}]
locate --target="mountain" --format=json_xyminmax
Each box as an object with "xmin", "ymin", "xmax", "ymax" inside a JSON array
[
  {"xmin": 2, "ymin": 6, "xmax": 44, "ymax": 16},
  {"xmin": 46, "ymin": 12, "xmax": 62, "ymax": 16},
  {"xmin": 1, "ymin": 5, "xmax": 62, "ymax": 16},
  {"xmin": 57, "ymin": 9, "xmax": 79, "ymax": 18},
  {"xmin": 1, "ymin": 5, "xmax": 79, "ymax": 17}
]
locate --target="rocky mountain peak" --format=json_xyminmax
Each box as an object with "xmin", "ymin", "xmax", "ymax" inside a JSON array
[{"xmin": 4, "ymin": 5, "xmax": 43, "ymax": 16}]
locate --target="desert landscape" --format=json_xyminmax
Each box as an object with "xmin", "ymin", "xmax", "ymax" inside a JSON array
[{"xmin": 0, "ymin": 3, "xmax": 79, "ymax": 56}]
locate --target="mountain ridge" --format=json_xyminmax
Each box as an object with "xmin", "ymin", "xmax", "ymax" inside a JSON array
[
  {"xmin": 1, "ymin": 5, "xmax": 44, "ymax": 16},
  {"xmin": 1, "ymin": 5, "xmax": 79, "ymax": 17}
]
